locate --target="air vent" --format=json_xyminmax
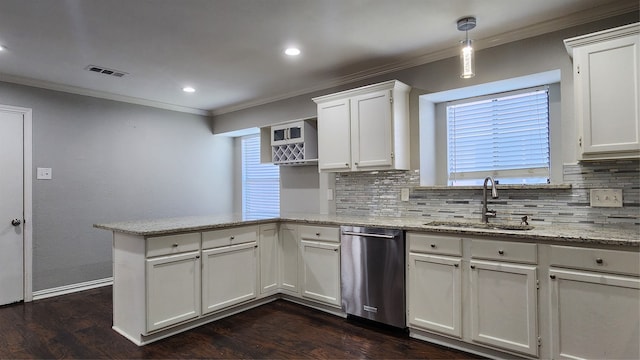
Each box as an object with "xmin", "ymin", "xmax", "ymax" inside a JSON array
[{"xmin": 84, "ymin": 65, "xmax": 128, "ymax": 78}]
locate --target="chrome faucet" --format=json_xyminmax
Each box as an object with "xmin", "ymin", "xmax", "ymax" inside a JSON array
[{"xmin": 482, "ymin": 176, "xmax": 499, "ymax": 223}]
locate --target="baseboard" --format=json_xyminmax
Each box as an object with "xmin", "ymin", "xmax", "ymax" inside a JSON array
[{"xmin": 32, "ymin": 277, "xmax": 113, "ymax": 301}]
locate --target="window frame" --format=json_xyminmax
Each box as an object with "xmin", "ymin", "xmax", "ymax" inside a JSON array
[
  {"xmin": 445, "ymin": 86, "xmax": 551, "ymax": 186},
  {"xmin": 240, "ymin": 134, "xmax": 280, "ymax": 219}
]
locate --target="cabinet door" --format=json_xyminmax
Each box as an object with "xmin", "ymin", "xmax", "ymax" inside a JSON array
[
  {"xmin": 300, "ymin": 239, "xmax": 341, "ymax": 306},
  {"xmin": 146, "ymin": 251, "xmax": 201, "ymax": 333},
  {"xmin": 202, "ymin": 242, "xmax": 258, "ymax": 315},
  {"xmin": 469, "ymin": 260, "xmax": 539, "ymax": 357},
  {"xmin": 279, "ymin": 224, "xmax": 299, "ymax": 295},
  {"xmin": 259, "ymin": 224, "xmax": 278, "ymax": 296},
  {"xmin": 350, "ymin": 89, "xmax": 393, "ymax": 169},
  {"xmin": 408, "ymin": 253, "xmax": 462, "ymax": 338},
  {"xmin": 550, "ymin": 268, "xmax": 640, "ymax": 360},
  {"xmin": 576, "ymin": 34, "xmax": 640, "ymax": 156},
  {"xmin": 317, "ymin": 98, "xmax": 351, "ymax": 171}
]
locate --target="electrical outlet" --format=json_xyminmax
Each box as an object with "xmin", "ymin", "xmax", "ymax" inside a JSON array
[
  {"xmin": 36, "ymin": 167, "xmax": 52, "ymax": 180},
  {"xmin": 401, "ymin": 188, "xmax": 410, "ymax": 202},
  {"xmin": 590, "ymin": 189, "xmax": 623, "ymax": 207}
]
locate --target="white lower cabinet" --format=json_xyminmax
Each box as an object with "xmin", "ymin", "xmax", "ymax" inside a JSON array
[
  {"xmin": 469, "ymin": 260, "xmax": 539, "ymax": 357},
  {"xmin": 259, "ymin": 224, "xmax": 279, "ymax": 296},
  {"xmin": 408, "ymin": 253, "xmax": 462, "ymax": 338},
  {"xmin": 146, "ymin": 250, "xmax": 201, "ymax": 332},
  {"xmin": 299, "ymin": 225, "xmax": 341, "ymax": 307},
  {"xmin": 201, "ymin": 225, "xmax": 259, "ymax": 315},
  {"xmin": 202, "ymin": 242, "xmax": 258, "ymax": 314},
  {"xmin": 279, "ymin": 223, "xmax": 300, "ymax": 295},
  {"xmin": 548, "ymin": 245, "xmax": 640, "ymax": 360}
]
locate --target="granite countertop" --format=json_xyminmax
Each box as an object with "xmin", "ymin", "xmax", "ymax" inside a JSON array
[{"xmin": 94, "ymin": 213, "xmax": 640, "ymax": 247}]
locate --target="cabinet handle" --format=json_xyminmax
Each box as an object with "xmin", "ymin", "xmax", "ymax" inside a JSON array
[
  {"xmin": 172, "ymin": 243, "xmax": 179, "ymax": 247},
  {"xmin": 470, "ymin": 265, "xmax": 476, "ymax": 269},
  {"xmin": 550, "ymin": 274, "xmax": 556, "ymax": 280},
  {"xmin": 498, "ymin": 250, "xmax": 504, "ymax": 255},
  {"xmin": 595, "ymin": 258, "xmax": 603, "ymax": 265},
  {"xmin": 430, "ymin": 244, "xmax": 436, "ymax": 248}
]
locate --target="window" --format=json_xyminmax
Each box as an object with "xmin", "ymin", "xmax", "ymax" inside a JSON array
[
  {"xmin": 241, "ymin": 135, "xmax": 280, "ymax": 219},
  {"xmin": 446, "ymin": 86, "xmax": 550, "ymax": 185}
]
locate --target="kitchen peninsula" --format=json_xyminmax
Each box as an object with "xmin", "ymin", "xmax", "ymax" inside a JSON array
[{"xmin": 96, "ymin": 214, "xmax": 639, "ymax": 359}]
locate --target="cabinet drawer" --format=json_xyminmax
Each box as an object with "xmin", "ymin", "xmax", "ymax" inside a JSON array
[
  {"xmin": 146, "ymin": 233, "xmax": 201, "ymax": 258},
  {"xmin": 202, "ymin": 225, "xmax": 258, "ymax": 249},
  {"xmin": 471, "ymin": 239, "xmax": 537, "ymax": 264},
  {"xmin": 550, "ymin": 245, "xmax": 640, "ymax": 276},
  {"xmin": 299, "ymin": 225, "xmax": 339, "ymax": 243},
  {"xmin": 408, "ymin": 232, "xmax": 462, "ymax": 256}
]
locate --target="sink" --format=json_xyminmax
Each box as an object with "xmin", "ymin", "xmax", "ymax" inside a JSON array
[{"xmin": 424, "ymin": 221, "xmax": 534, "ymax": 231}]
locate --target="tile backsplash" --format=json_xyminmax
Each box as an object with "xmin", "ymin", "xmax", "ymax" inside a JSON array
[{"xmin": 335, "ymin": 160, "xmax": 640, "ymax": 227}]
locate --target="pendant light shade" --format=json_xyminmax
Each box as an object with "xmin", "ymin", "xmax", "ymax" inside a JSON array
[{"xmin": 457, "ymin": 17, "xmax": 477, "ymax": 79}]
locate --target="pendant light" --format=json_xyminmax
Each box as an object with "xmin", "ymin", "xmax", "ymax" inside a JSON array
[{"xmin": 457, "ymin": 16, "xmax": 476, "ymax": 79}]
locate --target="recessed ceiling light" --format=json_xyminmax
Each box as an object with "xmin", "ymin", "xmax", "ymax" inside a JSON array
[
  {"xmin": 284, "ymin": 47, "xmax": 301, "ymax": 56},
  {"xmin": 182, "ymin": 86, "xmax": 196, "ymax": 93},
  {"xmin": 0, "ymin": 45, "xmax": 6, "ymax": 51}
]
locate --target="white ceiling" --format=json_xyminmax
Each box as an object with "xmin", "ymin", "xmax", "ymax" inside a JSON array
[{"xmin": 0, "ymin": 0, "xmax": 637, "ymax": 115}]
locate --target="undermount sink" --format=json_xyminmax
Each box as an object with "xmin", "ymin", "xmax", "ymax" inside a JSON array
[{"xmin": 424, "ymin": 221, "xmax": 534, "ymax": 231}]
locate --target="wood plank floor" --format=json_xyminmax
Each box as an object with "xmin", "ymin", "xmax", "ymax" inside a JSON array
[{"xmin": 0, "ymin": 286, "xmax": 480, "ymax": 359}]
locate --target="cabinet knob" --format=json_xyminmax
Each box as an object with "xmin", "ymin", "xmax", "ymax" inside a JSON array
[
  {"xmin": 195, "ymin": 255, "xmax": 200, "ymax": 259},
  {"xmin": 454, "ymin": 263, "xmax": 459, "ymax": 268},
  {"xmin": 498, "ymin": 250, "xmax": 504, "ymax": 255},
  {"xmin": 230, "ymin": 236, "xmax": 235, "ymax": 240},
  {"xmin": 595, "ymin": 258, "xmax": 603, "ymax": 265},
  {"xmin": 315, "ymin": 232, "xmax": 320, "ymax": 236},
  {"xmin": 334, "ymin": 248, "xmax": 338, "ymax": 252},
  {"xmin": 430, "ymin": 244, "xmax": 436, "ymax": 248},
  {"xmin": 345, "ymin": 163, "xmax": 349, "ymax": 167},
  {"xmin": 172, "ymin": 243, "xmax": 179, "ymax": 247},
  {"xmin": 470, "ymin": 265, "xmax": 476, "ymax": 269},
  {"xmin": 550, "ymin": 274, "xmax": 556, "ymax": 279},
  {"xmin": 354, "ymin": 162, "xmax": 358, "ymax": 166}
]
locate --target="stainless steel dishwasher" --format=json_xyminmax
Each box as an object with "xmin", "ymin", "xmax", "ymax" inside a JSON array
[{"xmin": 340, "ymin": 226, "xmax": 405, "ymax": 328}]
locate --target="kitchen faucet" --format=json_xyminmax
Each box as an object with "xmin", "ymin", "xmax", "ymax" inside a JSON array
[{"xmin": 482, "ymin": 176, "xmax": 499, "ymax": 223}]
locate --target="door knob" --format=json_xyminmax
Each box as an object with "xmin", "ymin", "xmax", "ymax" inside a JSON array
[{"xmin": 11, "ymin": 219, "xmax": 21, "ymax": 226}]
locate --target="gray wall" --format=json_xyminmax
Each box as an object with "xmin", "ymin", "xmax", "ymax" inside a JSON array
[
  {"xmin": 0, "ymin": 81, "xmax": 234, "ymax": 291},
  {"xmin": 214, "ymin": 13, "xmax": 638, "ymax": 214}
]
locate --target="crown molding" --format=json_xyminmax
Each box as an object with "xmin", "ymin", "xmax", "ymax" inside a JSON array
[
  {"xmin": 212, "ymin": 2, "xmax": 638, "ymax": 116},
  {"xmin": 0, "ymin": 73, "xmax": 210, "ymax": 116}
]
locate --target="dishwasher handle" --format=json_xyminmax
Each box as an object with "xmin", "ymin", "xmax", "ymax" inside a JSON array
[{"xmin": 341, "ymin": 231, "xmax": 396, "ymax": 239}]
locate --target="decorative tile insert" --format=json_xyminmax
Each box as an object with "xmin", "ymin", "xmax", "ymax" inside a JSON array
[{"xmin": 335, "ymin": 160, "xmax": 640, "ymax": 227}]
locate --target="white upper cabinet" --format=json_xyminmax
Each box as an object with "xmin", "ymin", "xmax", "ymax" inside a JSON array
[
  {"xmin": 565, "ymin": 23, "xmax": 640, "ymax": 160},
  {"xmin": 313, "ymin": 80, "xmax": 411, "ymax": 172}
]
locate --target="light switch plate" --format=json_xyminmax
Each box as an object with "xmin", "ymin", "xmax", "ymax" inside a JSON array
[
  {"xmin": 401, "ymin": 188, "xmax": 410, "ymax": 202},
  {"xmin": 590, "ymin": 189, "xmax": 623, "ymax": 207},
  {"xmin": 326, "ymin": 189, "xmax": 334, "ymax": 201},
  {"xmin": 36, "ymin": 167, "xmax": 52, "ymax": 180}
]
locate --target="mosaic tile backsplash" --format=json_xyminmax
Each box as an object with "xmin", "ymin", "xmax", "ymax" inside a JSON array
[{"xmin": 335, "ymin": 160, "xmax": 640, "ymax": 227}]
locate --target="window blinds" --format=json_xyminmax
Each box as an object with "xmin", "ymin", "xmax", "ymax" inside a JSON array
[
  {"xmin": 241, "ymin": 135, "xmax": 280, "ymax": 219},
  {"xmin": 447, "ymin": 87, "xmax": 550, "ymax": 185}
]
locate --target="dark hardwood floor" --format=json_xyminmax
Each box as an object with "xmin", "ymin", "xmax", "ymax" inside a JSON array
[{"xmin": 0, "ymin": 286, "xmax": 480, "ymax": 359}]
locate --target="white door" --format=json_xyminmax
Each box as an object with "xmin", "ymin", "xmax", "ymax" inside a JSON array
[
  {"xmin": 350, "ymin": 89, "xmax": 393, "ymax": 169},
  {"xmin": 300, "ymin": 239, "xmax": 340, "ymax": 306},
  {"xmin": 408, "ymin": 253, "xmax": 462, "ymax": 338},
  {"xmin": 0, "ymin": 109, "xmax": 24, "ymax": 305},
  {"xmin": 469, "ymin": 260, "xmax": 539, "ymax": 357}
]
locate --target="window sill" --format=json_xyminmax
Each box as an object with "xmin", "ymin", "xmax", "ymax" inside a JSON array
[{"xmin": 415, "ymin": 184, "xmax": 572, "ymax": 190}]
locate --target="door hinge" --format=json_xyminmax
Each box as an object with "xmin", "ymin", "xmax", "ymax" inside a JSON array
[
  {"xmin": 390, "ymin": 96, "xmax": 393, "ymax": 104},
  {"xmin": 391, "ymin": 152, "xmax": 395, "ymax": 159},
  {"xmin": 536, "ymin": 279, "xmax": 540, "ymax": 290},
  {"xmin": 538, "ymin": 336, "xmax": 542, "ymax": 346},
  {"xmin": 578, "ymin": 137, "xmax": 582, "ymax": 148},
  {"xmin": 576, "ymin": 65, "xmax": 580, "ymax": 75}
]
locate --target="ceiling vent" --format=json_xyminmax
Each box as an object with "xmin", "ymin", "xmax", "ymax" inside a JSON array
[{"xmin": 84, "ymin": 65, "xmax": 128, "ymax": 78}]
